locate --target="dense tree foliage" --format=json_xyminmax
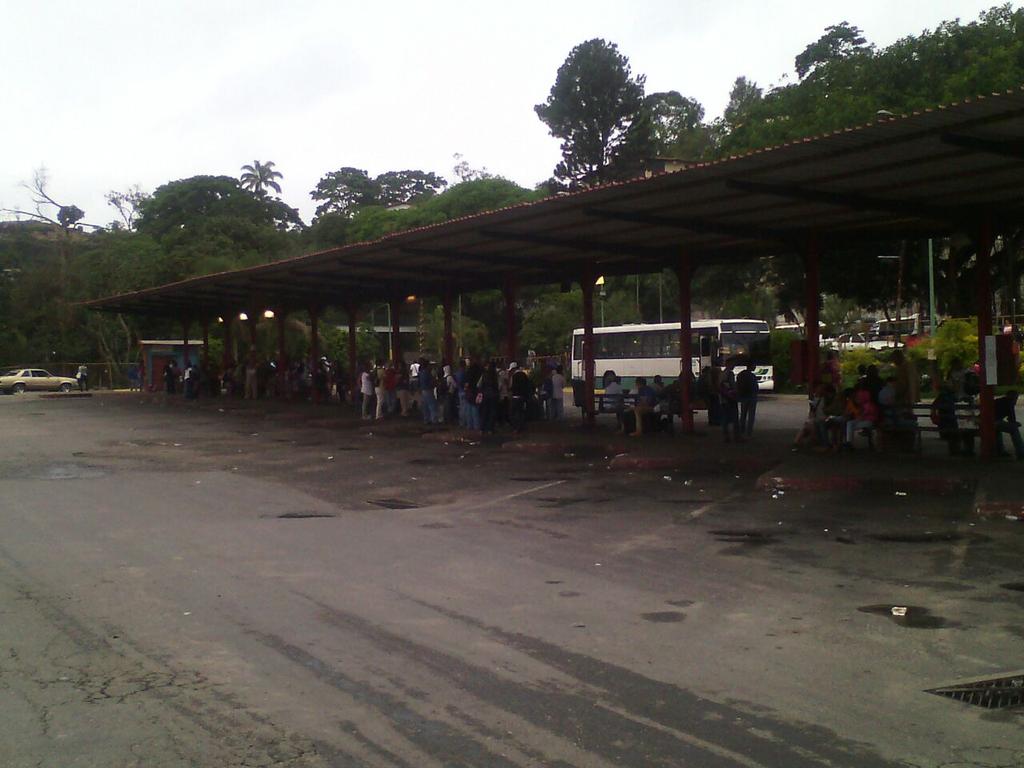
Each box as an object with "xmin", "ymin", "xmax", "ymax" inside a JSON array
[
  {"xmin": 3, "ymin": 5, "xmax": 1023, "ymax": 376},
  {"xmin": 310, "ymin": 167, "xmax": 447, "ymax": 218},
  {"xmin": 534, "ymin": 39, "xmax": 651, "ymax": 188}
]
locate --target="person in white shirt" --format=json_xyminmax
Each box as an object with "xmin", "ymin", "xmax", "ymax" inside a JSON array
[
  {"xmin": 360, "ymin": 365, "xmax": 375, "ymax": 420},
  {"xmin": 603, "ymin": 373, "xmax": 624, "ymax": 430}
]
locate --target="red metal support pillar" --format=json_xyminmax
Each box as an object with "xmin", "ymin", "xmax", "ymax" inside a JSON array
[
  {"xmin": 676, "ymin": 256, "xmax": 694, "ymax": 433},
  {"xmin": 503, "ymin": 277, "xmax": 518, "ymax": 364},
  {"xmin": 804, "ymin": 240, "xmax": 821, "ymax": 389},
  {"xmin": 181, "ymin": 318, "xmax": 191, "ymax": 368},
  {"xmin": 201, "ymin": 317, "xmax": 210, "ymax": 371},
  {"xmin": 389, "ymin": 297, "xmax": 402, "ymax": 365},
  {"xmin": 347, "ymin": 305, "xmax": 358, "ymax": 407},
  {"xmin": 581, "ymin": 266, "xmax": 596, "ymax": 425},
  {"xmin": 976, "ymin": 221, "xmax": 996, "ymax": 459},
  {"xmin": 309, "ymin": 307, "xmax": 321, "ymax": 404},
  {"xmin": 442, "ymin": 290, "xmax": 455, "ymax": 365}
]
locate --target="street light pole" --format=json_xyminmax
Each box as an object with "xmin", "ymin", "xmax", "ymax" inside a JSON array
[{"xmin": 928, "ymin": 239, "xmax": 937, "ymax": 338}]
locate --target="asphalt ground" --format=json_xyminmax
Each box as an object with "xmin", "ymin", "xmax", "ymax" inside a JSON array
[{"xmin": 0, "ymin": 391, "xmax": 1021, "ymax": 767}]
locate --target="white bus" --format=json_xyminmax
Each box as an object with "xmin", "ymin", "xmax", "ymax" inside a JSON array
[{"xmin": 570, "ymin": 319, "xmax": 775, "ymax": 391}]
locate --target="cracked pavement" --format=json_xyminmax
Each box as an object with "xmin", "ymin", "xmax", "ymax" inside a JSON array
[{"xmin": 0, "ymin": 392, "xmax": 1021, "ymax": 766}]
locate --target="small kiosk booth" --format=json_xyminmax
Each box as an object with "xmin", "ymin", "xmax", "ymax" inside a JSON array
[{"xmin": 138, "ymin": 339, "xmax": 204, "ymax": 391}]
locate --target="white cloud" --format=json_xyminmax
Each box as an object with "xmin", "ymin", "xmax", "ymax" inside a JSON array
[{"xmin": 0, "ymin": 0, "xmax": 1002, "ymax": 225}]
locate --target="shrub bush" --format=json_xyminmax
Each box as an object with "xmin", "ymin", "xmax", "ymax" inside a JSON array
[
  {"xmin": 932, "ymin": 318, "xmax": 977, "ymax": 378},
  {"xmin": 770, "ymin": 329, "xmax": 798, "ymax": 388},
  {"xmin": 839, "ymin": 347, "xmax": 878, "ymax": 380}
]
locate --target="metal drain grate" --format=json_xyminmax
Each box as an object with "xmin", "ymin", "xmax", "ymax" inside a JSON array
[
  {"xmin": 367, "ymin": 498, "xmax": 420, "ymax": 510},
  {"xmin": 927, "ymin": 675, "xmax": 1024, "ymax": 709}
]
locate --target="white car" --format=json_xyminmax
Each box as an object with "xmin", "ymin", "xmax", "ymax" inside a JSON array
[
  {"xmin": 0, "ymin": 368, "xmax": 78, "ymax": 394},
  {"xmin": 835, "ymin": 333, "xmax": 870, "ymax": 350}
]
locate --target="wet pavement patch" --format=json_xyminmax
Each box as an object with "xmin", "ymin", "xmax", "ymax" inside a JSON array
[
  {"xmin": 39, "ymin": 462, "xmax": 107, "ymax": 480},
  {"xmin": 857, "ymin": 604, "xmax": 958, "ymax": 629},
  {"xmin": 666, "ymin": 599, "xmax": 694, "ymax": 608},
  {"xmin": 867, "ymin": 531, "xmax": 963, "ymax": 543},
  {"xmin": 545, "ymin": 580, "xmax": 563, "ymax": 584},
  {"xmin": 927, "ymin": 674, "xmax": 1024, "ymax": 709},
  {"xmin": 536, "ymin": 496, "xmax": 611, "ymax": 508},
  {"xmin": 559, "ymin": 591, "xmax": 582, "ymax": 598},
  {"xmin": 1001, "ymin": 583, "xmax": 1024, "ymax": 592},
  {"xmin": 367, "ymin": 498, "xmax": 421, "ymax": 510},
  {"xmin": 709, "ymin": 529, "xmax": 777, "ymax": 545},
  {"xmin": 277, "ymin": 511, "xmax": 336, "ymax": 519},
  {"xmin": 641, "ymin": 611, "xmax": 686, "ymax": 623}
]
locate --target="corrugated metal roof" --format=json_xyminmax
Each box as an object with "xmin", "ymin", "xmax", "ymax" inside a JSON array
[{"xmin": 86, "ymin": 88, "xmax": 1024, "ymax": 317}]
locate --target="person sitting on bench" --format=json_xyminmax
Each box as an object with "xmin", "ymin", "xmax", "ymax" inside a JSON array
[
  {"xmin": 932, "ymin": 383, "xmax": 975, "ymax": 456},
  {"xmin": 628, "ymin": 377, "xmax": 657, "ymax": 437},
  {"xmin": 995, "ymin": 390, "xmax": 1024, "ymax": 460}
]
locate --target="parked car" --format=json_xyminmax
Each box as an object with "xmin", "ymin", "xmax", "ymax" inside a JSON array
[{"xmin": 0, "ymin": 368, "xmax": 78, "ymax": 394}]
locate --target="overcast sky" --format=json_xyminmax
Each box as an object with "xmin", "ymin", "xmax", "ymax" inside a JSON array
[{"xmin": 0, "ymin": 0, "xmax": 1007, "ymax": 226}]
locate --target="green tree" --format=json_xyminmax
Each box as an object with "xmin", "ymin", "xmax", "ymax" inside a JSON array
[
  {"xmin": 721, "ymin": 76, "xmax": 763, "ymax": 133},
  {"xmin": 136, "ymin": 176, "xmax": 300, "ymax": 278},
  {"xmin": 376, "ymin": 170, "xmax": 447, "ymax": 207},
  {"xmin": 520, "ymin": 290, "xmax": 582, "ymax": 355},
  {"xmin": 239, "ymin": 160, "xmax": 283, "ymax": 197},
  {"xmin": 311, "ymin": 167, "xmax": 380, "ymax": 218},
  {"xmin": 795, "ymin": 21, "xmax": 871, "ymax": 80},
  {"xmin": 535, "ymin": 38, "xmax": 649, "ymax": 188},
  {"xmin": 643, "ymin": 91, "xmax": 713, "ymax": 159},
  {"xmin": 105, "ymin": 185, "xmax": 150, "ymax": 230}
]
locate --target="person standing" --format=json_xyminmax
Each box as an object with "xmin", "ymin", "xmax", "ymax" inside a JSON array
[
  {"xmin": 549, "ymin": 365, "xmax": 566, "ymax": 421},
  {"xmin": 509, "ymin": 362, "xmax": 530, "ymax": 434},
  {"xmin": 383, "ymin": 362, "xmax": 398, "ymax": 415},
  {"xmin": 360, "ymin": 364, "xmax": 375, "ymax": 420},
  {"xmin": 736, "ymin": 361, "xmax": 759, "ymax": 437},
  {"xmin": 373, "ymin": 360, "xmax": 387, "ymax": 420},
  {"xmin": 479, "ymin": 362, "xmax": 500, "ymax": 433},
  {"xmin": 244, "ymin": 352, "xmax": 259, "ymax": 400},
  {"xmin": 465, "ymin": 358, "xmax": 483, "ymax": 431},
  {"xmin": 163, "ymin": 360, "xmax": 177, "ymax": 395},
  {"xmin": 719, "ymin": 368, "xmax": 740, "ymax": 442},
  {"xmin": 418, "ymin": 359, "xmax": 438, "ymax": 425},
  {"xmin": 76, "ymin": 364, "xmax": 89, "ymax": 392},
  {"xmin": 396, "ymin": 366, "xmax": 411, "ymax": 416},
  {"xmin": 127, "ymin": 363, "xmax": 140, "ymax": 392}
]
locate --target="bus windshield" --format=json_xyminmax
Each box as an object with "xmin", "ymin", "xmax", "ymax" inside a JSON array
[{"xmin": 719, "ymin": 322, "xmax": 770, "ymax": 363}]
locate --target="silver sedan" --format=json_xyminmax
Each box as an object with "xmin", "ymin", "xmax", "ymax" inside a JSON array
[{"xmin": 0, "ymin": 368, "xmax": 78, "ymax": 394}]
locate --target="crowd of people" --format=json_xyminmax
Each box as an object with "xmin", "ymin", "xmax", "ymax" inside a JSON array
[
  {"xmin": 146, "ymin": 344, "xmax": 1022, "ymax": 458},
  {"xmin": 156, "ymin": 350, "xmax": 570, "ymax": 435},
  {"xmin": 356, "ymin": 357, "xmax": 568, "ymax": 434},
  {"xmin": 790, "ymin": 350, "xmax": 1023, "ymax": 459}
]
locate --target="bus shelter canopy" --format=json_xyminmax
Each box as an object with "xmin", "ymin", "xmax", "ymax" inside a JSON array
[{"xmin": 85, "ymin": 88, "xmax": 1024, "ymax": 318}]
